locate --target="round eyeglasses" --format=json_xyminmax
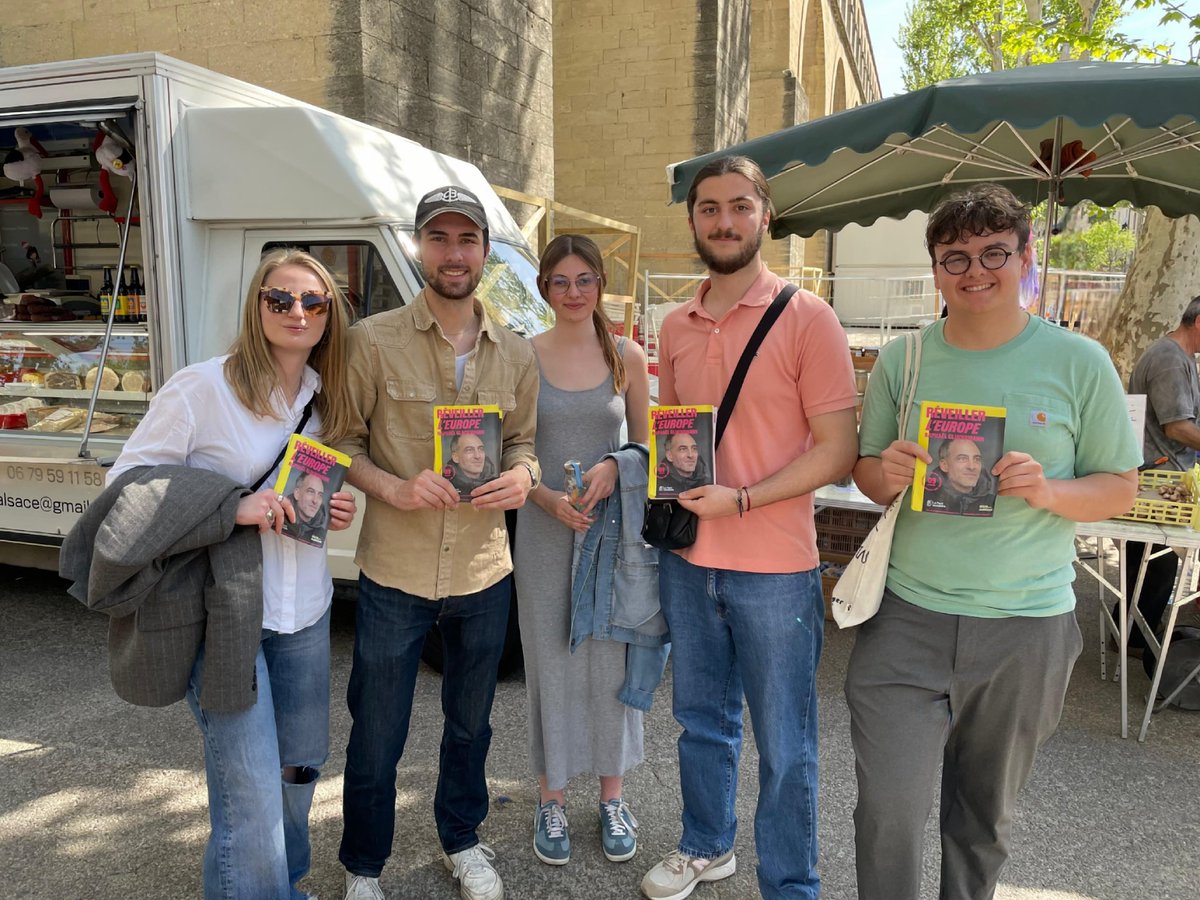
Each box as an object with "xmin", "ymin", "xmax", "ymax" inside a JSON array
[
  {"xmin": 547, "ymin": 273, "xmax": 599, "ymax": 295},
  {"xmin": 936, "ymin": 247, "xmax": 1015, "ymax": 276}
]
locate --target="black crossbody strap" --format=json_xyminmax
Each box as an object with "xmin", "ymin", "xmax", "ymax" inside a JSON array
[
  {"xmin": 714, "ymin": 283, "xmax": 798, "ymax": 448},
  {"xmin": 250, "ymin": 400, "xmax": 313, "ymax": 492}
]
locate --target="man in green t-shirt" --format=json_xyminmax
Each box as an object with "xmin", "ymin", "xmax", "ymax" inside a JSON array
[{"xmin": 846, "ymin": 183, "xmax": 1140, "ymax": 900}]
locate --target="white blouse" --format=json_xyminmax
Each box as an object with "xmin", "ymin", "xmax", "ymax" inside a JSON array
[{"xmin": 109, "ymin": 355, "xmax": 333, "ymax": 634}]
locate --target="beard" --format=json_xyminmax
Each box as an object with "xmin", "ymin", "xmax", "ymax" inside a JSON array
[
  {"xmin": 693, "ymin": 225, "xmax": 765, "ymax": 275},
  {"xmin": 424, "ymin": 265, "xmax": 481, "ymax": 300}
]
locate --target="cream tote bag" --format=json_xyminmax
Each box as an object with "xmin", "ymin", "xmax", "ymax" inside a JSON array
[{"xmin": 831, "ymin": 330, "xmax": 923, "ymax": 629}]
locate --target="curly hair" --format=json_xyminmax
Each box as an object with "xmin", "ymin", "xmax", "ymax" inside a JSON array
[{"xmin": 925, "ymin": 183, "xmax": 1032, "ymax": 261}]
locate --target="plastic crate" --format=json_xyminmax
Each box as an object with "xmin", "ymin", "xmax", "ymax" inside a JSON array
[
  {"xmin": 815, "ymin": 507, "xmax": 880, "ymax": 533},
  {"xmin": 816, "ymin": 529, "xmax": 865, "ymax": 556},
  {"xmin": 1115, "ymin": 467, "xmax": 1200, "ymax": 529}
]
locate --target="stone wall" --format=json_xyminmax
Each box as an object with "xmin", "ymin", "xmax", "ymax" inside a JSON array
[
  {"xmin": 0, "ymin": 0, "xmax": 554, "ymax": 199},
  {"xmin": 553, "ymin": 0, "xmax": 876, "ymax": 279},
  {"xmin": 342, "ymin": 0, "xmax": 554, "ymax": 198},
  {"xmin": 554, "ymin": 0, "xmax": 757, "ymax": 267}
]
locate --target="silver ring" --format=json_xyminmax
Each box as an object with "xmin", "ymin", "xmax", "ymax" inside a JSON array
[{"xmin": 265, "ymin": 508, "xmax": 275, "ymax": 524}]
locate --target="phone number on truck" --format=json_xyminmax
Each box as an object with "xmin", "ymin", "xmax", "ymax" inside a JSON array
[{"xmin": 0, "ymin": 462, "xmax": 106, "ymax": 532}]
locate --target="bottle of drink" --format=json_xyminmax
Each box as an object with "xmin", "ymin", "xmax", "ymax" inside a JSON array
[
  {"xmin": 129, "ymin": 266, "xmax": 145, "ymax": 323},
  {"xmin": 564, "ymin": 459, "xmax": 587, "ymax": 512},
  {"xmin": 114, "ymin": 270, "xmax": 131, "ymax": 326},
  {"xmin": 99, "ymin": 268, "xmax": 113, "ymax": 320}
]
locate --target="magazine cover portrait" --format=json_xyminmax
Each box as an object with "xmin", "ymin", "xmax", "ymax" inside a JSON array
[
  {"xmin": 912, "ymin": 402, "xmax": 1006, "ymax": 517},
  {"xmin": 648, "ymin": 405, "xmax": 715, "ymax": 499},
  {"xmin": 435, "ymin": 405, "xmax": 503, "ymax": 500},
  {"xmin": 271, "ymin": 434, "xmax": 351, "ymax": 547},
  {"xmin": 282, "ymin": 468, "xmax": 330, "ymax": 544}
]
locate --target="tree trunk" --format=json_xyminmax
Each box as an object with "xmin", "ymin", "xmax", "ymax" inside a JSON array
[{"xmin": 1098, "ymin": 210, "xmax": 1200, "ymax": 383}]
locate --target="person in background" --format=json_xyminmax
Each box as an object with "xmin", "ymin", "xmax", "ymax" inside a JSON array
[
  {"xmin": 641, "ymin": 155, "xmax": 858, "ymax": 900},
  {"xmin": 335, "ymin": 185, "xmax": 540, "ymax": 900},
  {"xmin": 514, "ymin": 234, "xmax": 653, "ymax": 867},
  {"xmin": 848, "ymin": 183, "xmax": 1139, "ymax": 900},
  {"xmin": 105, "ymin": 248, "xmax": 358, "ymax": 900},
  {"xmin": 1117, "ymin": 298, "xmax": 1200, "ymax": 650}
]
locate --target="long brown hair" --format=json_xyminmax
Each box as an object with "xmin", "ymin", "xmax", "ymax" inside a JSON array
[
  {"xmin": 537, "ymin": 234, "xmax": 627, "ymax": 394},
  {"xmin": 224, "ymin": 248, "xmax": 355, "ymax": 445}
]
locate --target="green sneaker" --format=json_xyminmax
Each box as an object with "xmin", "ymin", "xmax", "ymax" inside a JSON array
[
  {"xmin": 599, "ymin": 798, "xmax": 639, "ymax": 862},
  {"xmin": 533, "ymin": 799, "xmax": 570, "ymax": 865}
]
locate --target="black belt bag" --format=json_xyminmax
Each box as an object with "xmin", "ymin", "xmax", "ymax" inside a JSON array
[{"xmin": 642, "ymin": 283, "xmax": 797, "ymax": 551}]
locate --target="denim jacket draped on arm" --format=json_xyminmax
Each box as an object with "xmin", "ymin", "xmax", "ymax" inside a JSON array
[{"xmin": 570, "ymin": 442, "xmax": 670, "ymax": 711}]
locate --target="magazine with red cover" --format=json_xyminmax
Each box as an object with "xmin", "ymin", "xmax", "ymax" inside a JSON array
[
  {"xmin": 911, "ymin": 401, "xmax": 1006, "ymax": 517},
  {"xmin": 272, "ymin": 435, "xmax": 351, "ymax": 547},
  {"xmin": 648, "ymin": 405, "xmax": 715, "ymax": 500}
]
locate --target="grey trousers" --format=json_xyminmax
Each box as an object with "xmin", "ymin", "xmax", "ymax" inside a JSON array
[{"xmin": 844, "ymin": 590, "xmax": 1082, "ymax": 900}]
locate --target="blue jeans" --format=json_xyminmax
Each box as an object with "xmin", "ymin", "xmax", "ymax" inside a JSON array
[
  {"xmin": 186, "ymin": 606, "xmax": 331, "ymax": 900},
  {"xmin": 658, "ymin": 552, "xmax": 824, "ymax": 900},
  {"xmin": 339, "ymin": 573, "xmax": 511, "ymax": 876}
]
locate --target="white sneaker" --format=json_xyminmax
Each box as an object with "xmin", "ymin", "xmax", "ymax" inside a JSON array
[
  {"xmin": 344, "ymin": 872, "xmax": 384, "ymax": 900},
  {"xmin": 443, "ymin": 842, "xmax": 504, "ymax": 900},
  {"xmin": 641, "ymin": 848, "xmax": 736, "ymax": 900}
]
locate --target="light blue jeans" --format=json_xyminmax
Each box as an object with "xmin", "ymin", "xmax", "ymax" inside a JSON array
[
  {"xmin": 658, "ymin": 551, "xmax": 824, "ymax": 900},
  {"xmin": 186, "ymin": 606, "xmax": 331, "ymax": 900}
]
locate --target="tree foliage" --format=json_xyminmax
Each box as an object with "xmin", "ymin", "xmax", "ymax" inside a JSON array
[
  {"xmin": 898, "ymin": 0, "xmax": 1200, "ymax": 379},
  {"xmin": 899, "ymin": 0, "xmax": 1171, "ymax": 91},
  {"xmin": 1049, "ymin": 213, "xmax": 1139, "ymax": 270}
]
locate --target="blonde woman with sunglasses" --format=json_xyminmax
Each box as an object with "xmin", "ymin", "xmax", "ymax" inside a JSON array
[{"xmin": 107, "ymin": 248, "xmax": 357, "ymax": 900}]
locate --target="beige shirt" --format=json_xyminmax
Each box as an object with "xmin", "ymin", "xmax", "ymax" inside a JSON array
[{"xmin": 337, "ymin": 291, "xmax": 540, "ymax": 599}]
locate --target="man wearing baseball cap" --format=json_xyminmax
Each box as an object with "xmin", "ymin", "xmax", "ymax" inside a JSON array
[{"xmin": 336, "ymin": 183, "xmax": 540, "ymax": 900}]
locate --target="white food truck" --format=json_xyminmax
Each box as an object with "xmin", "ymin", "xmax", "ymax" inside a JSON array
[{"xmin": 0, "ymin": 53, "xmax": 550, "ymax": 575}]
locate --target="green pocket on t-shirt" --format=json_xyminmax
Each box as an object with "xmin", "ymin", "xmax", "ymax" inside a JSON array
[{"xmin": 1002, "ymin": 391, "xmax": 1075, "ymax": 479}]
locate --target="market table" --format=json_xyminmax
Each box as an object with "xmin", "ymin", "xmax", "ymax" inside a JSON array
[{"xmin": 813, "ymin": 484, "xmax": 1200, "ymax": 742}]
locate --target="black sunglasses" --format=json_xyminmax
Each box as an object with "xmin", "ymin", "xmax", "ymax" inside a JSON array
[{"xmin": 259, "ymin": 286, "xmax": 332, "ymax": 316}]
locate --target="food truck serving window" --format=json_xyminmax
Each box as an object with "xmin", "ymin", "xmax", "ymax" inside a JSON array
[
  {"xmin": 1, "ymin": 112, "xmax": 151, "ymax": 447},
  {"xmin": 0, "ymin": 328, "xmax": 150, "ymax": 436}
]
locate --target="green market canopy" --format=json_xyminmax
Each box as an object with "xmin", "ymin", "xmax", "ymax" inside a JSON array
[{"xmin": 666, "ymin": 61, "xmax": 1200, "ymax": 240}]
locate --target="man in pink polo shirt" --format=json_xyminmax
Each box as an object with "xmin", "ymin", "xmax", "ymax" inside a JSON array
[{"xmin": 640, "ymin": 155, "xmax": 858, "ymax": 900}]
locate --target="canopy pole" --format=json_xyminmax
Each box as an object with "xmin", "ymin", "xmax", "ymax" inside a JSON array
[
  {"xmin": 1039, "ymin": 117, "xmax": 1064, "ymax": 317},
  {"xmin": 79, "ymin": 168, "xmax": 137, "ymax": 461}
]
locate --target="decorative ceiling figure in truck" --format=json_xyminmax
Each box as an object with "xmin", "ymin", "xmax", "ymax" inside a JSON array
[
  {"xmin": 3, "ymin": 126, "xmax": 47, "ymax": 218},
  {"xmin": 92, "ymin": 129, "xmax": 134, "ymax": 216}
]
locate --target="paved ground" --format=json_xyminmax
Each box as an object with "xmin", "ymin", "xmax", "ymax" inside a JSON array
[{"xmin": 2, "ymin": 553, "xmax": 1198, "ymax": 900}]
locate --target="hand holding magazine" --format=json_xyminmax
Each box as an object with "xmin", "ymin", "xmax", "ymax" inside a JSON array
[
  {"xmin": 434, "ymin": 405, "xmax": 504, "ymax": 501},
  {"xmin": 272, "ymin": 435, "xmax": 351, "ymax": 547}
]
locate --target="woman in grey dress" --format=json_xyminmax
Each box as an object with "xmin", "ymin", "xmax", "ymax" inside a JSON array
[{"xmin": 514, "ymin": 234, "xmax": 650, "ymax": 866}]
